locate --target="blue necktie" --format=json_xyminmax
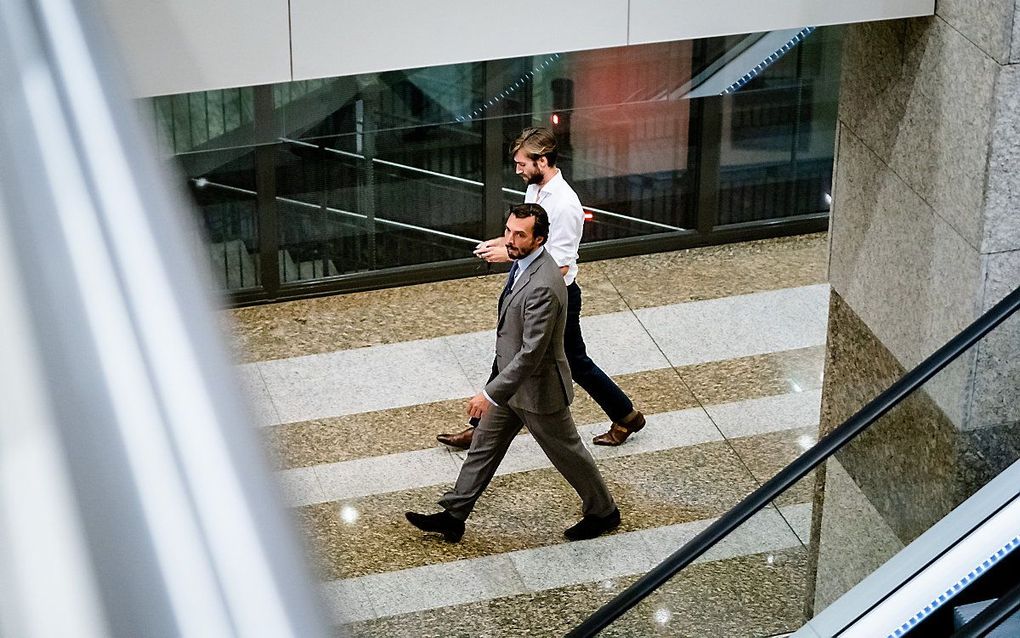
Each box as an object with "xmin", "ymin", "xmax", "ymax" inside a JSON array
[{"xmin": 499, "ymin": 261, "xmax": 519, "ymax": 311}]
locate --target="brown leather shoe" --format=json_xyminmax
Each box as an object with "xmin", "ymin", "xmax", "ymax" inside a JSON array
[
  {"xmin": 592, "ymin": 411, "xmax": 645, "ymax": 446},
  {"xmin": 437, "ymin": 426, "xmax": 475, "ymax": 450}
]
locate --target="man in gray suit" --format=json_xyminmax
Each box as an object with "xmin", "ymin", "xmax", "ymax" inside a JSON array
[{"xmin": 406, "ymin": 203, "xmax": 620, "ymax": 543}]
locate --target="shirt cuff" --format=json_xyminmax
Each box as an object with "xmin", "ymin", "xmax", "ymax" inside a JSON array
[{"xmin": 482, "ymin": 390, "xmax": 499, "ymax": 406}]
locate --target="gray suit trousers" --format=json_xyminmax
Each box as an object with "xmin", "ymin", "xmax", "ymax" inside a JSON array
[{"xmin": 439, "ymin": 403, "xmax": 616, "ymax": 521}]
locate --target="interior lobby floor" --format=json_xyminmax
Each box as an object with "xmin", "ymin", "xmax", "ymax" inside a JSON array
[{"xmin": 227, "ymin": 232, "xmax": 829, "ymax": 637}]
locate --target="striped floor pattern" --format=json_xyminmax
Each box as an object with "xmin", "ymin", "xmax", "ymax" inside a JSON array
[{"xmin": 229, "ymin": 234, "xmax": 831, "ymax": 637}]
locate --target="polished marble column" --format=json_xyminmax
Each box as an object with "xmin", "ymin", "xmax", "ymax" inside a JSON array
[
  {"xmin": 812, "ymin": 0, "xmax": 1020, "ymax": 615},
  {"xmin": 808, "ymin": 292, "xmax": 1020, "ymax": 612}
]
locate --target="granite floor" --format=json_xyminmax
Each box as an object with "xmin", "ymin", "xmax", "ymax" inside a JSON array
[{"xmin": 227, "ymin": 233, "xmax": 830, "ymax": 637}]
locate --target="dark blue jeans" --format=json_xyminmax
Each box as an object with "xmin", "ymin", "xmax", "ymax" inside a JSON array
[{"xmin": 470, "ymin": 281, "xmax": 634, "ymax": 426}]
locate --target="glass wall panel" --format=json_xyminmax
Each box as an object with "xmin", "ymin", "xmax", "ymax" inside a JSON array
[
  {"xmin": 177, "ymin": 148, "xmax": 260, "ymax": 291},
  {"xmin": 716, "ymin": 27, "xmax": 842, "ymax": 225},
  {"xmin": 150, "ymin": 86, "xmax": 256, "ymax": 155},
  {"xmin": 145, "ymin": 27, "xmax": 841, "ymax": 303},
  {"xmin": 513, "ymin": 43, "xmax": 698, "ymax": 240},
  {"xmin": 271, "ymin": 61, "xmax": 490, "ymax": 280}
]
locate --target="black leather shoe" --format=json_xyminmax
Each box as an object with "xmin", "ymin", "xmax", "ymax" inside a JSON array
[
  {"xmin": 405, "ymin": 510, "xmax": 465, "ymax": 542},
  {"xmin": 437, "ymin": 426, "xmax": 475, "ymax": 450},
  {"xmin": 564, "ymin": 507, "xmax": 621, "ymax": 541}
]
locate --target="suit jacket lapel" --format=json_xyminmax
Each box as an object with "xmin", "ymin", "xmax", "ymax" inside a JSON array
[{"xmin": 497, "ymin": 252, "xmax": 544, "ymax": 327}]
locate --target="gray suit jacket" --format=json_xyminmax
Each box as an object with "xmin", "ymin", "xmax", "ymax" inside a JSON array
[{"xmin": 484, "ymin": 249, "xmax": 573, "ymax": 414}]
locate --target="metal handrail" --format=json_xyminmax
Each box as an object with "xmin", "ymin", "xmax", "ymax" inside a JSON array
[
  {"xmin": 568, "ymin": 283, "xmax": 1020, "ymax": 637},
  {"xmin": 192, "ymin": 178, "xmax": 481, "ymax": 245},
  {"xmin": 278, "ymin": 137, "xmax": 688, "ymax": 232}
]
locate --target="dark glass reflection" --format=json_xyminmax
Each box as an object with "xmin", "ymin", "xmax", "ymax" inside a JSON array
[
  {"xmin": 176, "ymin": 148, "xmax": 260, "ymax": 290},
  {"xmin": 717, "ymin": 28, "xmax": 842, "ymax": 225},
  {"xmin": 147, "ymin": 28, "xmax": 841, "ymax": 297}
]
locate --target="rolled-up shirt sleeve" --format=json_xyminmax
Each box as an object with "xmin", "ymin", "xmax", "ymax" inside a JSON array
[
  {"xmin": 527, "ymin": 173, "xmax": 584, "ymax": 285},
  {"xmin": 544, "ymin": 200, "xmax": 582, "ymax": 269}
]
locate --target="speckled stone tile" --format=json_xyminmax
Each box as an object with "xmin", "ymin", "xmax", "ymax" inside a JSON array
[
  {"xmin": 227, "ymin": 234, "xmax": 827, "ymax": 363},
  {"xmin": 295, "ymin": 439, "xmax": 784, "ymax": 581},
  {"xmin": 266, "ymin": 346, "xmax": 824, "ymax": 471},
  {"xmin": 568, "ymin": 310, "xmax": 675, "ymax": 374},
  {"xmin": 295, "ymin": 480, "xmax": 559, "ymax": 583},
  {"xmin": 278, "ymin": 390, "xmax": 823, "ymax": 509},
  {"xmin": 228, "ymin": 275, "xmax": 506, "ymax": 363},
  {"xmin": 808, "ymin": 292, "xmax": 1020, "ymax": 611},
  {"xmin": 276, "ymin": 403, "xmax": 734, "ymax": 508},
  {"xmin": 339, "ymin": 547, "xmax": 808, "ymax": 637},
  {"xmin": 320, "ymin": 505, "xmax": 806, "ymax": 626},
  {"xmin": 602, "ymin": 233, "xmax": 828, "ymax": 311},
  {"xmin": 228, "ymin": 260, "xmax": 629, "ymax": 365},
  {"xmin": 267, "ymin": 367, "xmax": 700, "ymax": 470},
  {"xmin": 810, "ymin": 458, "xmax": 904, "ymax": 611},
  {"xmin": 778, "ymin": 502, "xmax": 813, "ymax": 547},
  {"xmin": 265, "ymin": 398, "xmax": 468, "ymax": 469},
  {"xmin": 255, "ymin": 336, "xmax": 476, "ymax": 424},
  {"xmin": 320, "ymin": 578, "xmax": 377, "ymax": 625},
  {"xmin": 551, "ymin": 367, "xmax": 701, "ymax": 434},
  {"xmin": 819, "ymin": 291, "xmax": 1016, "ymax": 544},
  {"xmin": 727, "ymin": 427, "xmax": 821, "ymax": 508},
  {"xmin": 636, "ymin": 284, "xmax": 829, "ymax": 370},
  {"xmin": 677, "ymin": 346, "xmax": 826, "ymax": 407},
  {"xmin": 573, "ymin": 261, "xmax": 633, "ymax": 316},
  {"xmin": 310, "ymin": 446, "xmax": 462, "ymax": 505},
  {"xmin": 704, "ymin": 390, "xmax": 822, "ymax": 441},
  {"xmin": 442, "ymin": 312, "xmax": 672, "ymax": 390},
  {"xmin": 357, "ymin": 554, "xmax": 528, "ymax": 620}
]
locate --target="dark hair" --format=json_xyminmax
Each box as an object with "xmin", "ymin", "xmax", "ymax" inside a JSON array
[
  {"xmin": 508, "ymin": 203, "xmax": 550, "ymax": 243},
  {"xmin": 510, "ymin": 127, "xmax": 558, "ymax": 167}
]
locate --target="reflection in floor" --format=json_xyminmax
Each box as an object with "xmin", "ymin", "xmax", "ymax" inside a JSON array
[{"xmin": 228, "ymin": 233, "xmax": 829, "ymax": 637}]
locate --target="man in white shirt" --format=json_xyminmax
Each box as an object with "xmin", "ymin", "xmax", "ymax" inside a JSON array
[{"xmin": 437, "ymin": 127, "xmax": 645, "ymax": 449}]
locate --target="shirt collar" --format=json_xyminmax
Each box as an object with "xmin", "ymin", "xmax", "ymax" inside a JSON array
[
  {"xmin": 512, "ymin": 245, "xmax": 544, "ymax": 281},
  {"xmin": 536, "ymin": 169, "xmax": 564, "ymax": 199}
]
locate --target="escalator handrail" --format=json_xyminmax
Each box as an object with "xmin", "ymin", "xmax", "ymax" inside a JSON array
[{"xmin": 567, "ymin": 283, "xmax": 1020, "ymax": 637}]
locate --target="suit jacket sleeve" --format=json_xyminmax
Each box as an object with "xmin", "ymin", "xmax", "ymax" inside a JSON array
[{"xmin": 483, "ymin": 284, "xmax": 560, "ymax": 406}]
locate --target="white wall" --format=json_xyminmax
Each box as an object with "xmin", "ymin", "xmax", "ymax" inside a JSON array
[
  {"xmin": 100, "ymin": 0, "xmax": 935, "ymax": 98},
  {"xmin": 630, "ymin": 0, "xmax": 936, "ymax": 45},
  {"xmin": 291, "ymin": 0, "xmax": 629, "ymax": 81},
  {"xmin": 97, "ymin": 0, "xmax": 291, "ymax": 97}
]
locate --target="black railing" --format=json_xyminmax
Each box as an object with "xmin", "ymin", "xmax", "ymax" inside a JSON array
[{"xmin": 568, "ymin": 283, "xmax": 1020, "ymax": 637}]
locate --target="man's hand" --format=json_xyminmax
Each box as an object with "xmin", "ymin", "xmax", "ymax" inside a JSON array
[
  {"xmin": 473, "ymin": 238, "xmax": 510, "ymax": 263},
  {"xmin": 467, "ymin": 392, "xmax": 492, "ymax": 419}
]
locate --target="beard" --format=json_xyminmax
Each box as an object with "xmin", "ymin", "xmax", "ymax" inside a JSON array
[
  {"xmin": 506, "ymin": 242, "xmax": 534, "ymax": 259},
  {"xmin": 525, "ymin": 172, "xmax": 543, "ymax": 186}
]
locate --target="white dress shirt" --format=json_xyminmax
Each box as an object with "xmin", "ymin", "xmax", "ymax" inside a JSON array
[
  {"xmin": 506, "ymin": 245, "xmax": 543, "ymax": 291},
  {"xmin": 525, "ymin": 169, "xmax": 584, "ymax": 286}
]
